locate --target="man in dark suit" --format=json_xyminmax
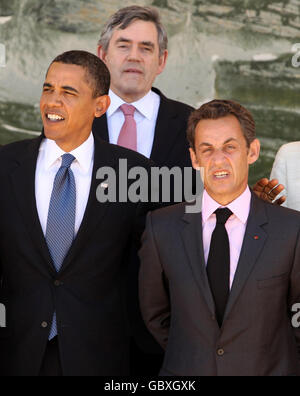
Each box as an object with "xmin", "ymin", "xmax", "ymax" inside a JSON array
[
  {"xmin": 94, "ymin": 5, "xmax": 193, "ymax": 175},
  {"xmin": 93, "ymin": 5, "xmax": 286, "ymax": 374},
  {"xmin": 94, "ymin": 5, "xmax": 284, "ymax": 202},
  {"xmin": 0, "ymin": 50, "xmax": 156, "ymax": 376},
  {"xmin": 93, "ymin": 6, "xmax": 194, "ymax": 374},
  {"xmin": 139, "ymin": 99, "xmax": 300, "ymax": 376}
]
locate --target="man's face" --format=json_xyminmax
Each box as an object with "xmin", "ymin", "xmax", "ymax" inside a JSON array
[
  {"xmin": 40, "ymin": 62, "xmax": 109, "ymax": 151},
  {"xmin": 190, "ymin": 115, "xmax": 260, "ymax": 205},
  {"xmin": 98, "ymin": 20, "xmax": 168, "ymax": 103}
]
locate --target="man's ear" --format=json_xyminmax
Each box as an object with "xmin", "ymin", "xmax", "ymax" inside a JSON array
[
  {"xmin": 248, "ymin": 138, "xmax": 260, "ymax": 165},
  {"xmin": 189, "ymin": 147, "xmax": 201, "ymax": 170},
  {"xmin": 97, "ymin": 45, "xmax": 107, "ymax": 64},
  {"xmin": 157, "ymin": 50, "xmax": 168, "ymax": 76},
  {"xmin": 95, "ymin": 95, "xmax": 111, "ymax": 118}
]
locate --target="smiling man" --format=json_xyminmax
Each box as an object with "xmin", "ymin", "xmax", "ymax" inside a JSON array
[
  {"xmin": 0, "ymin": 50, "xmax": 158, "ymax": 376},
  {"xmin": 139, "ymin": 99, "xmax": 300, "ymax": 376}
]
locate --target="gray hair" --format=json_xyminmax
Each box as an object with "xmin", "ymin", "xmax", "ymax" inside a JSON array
[{"xmin": 98, "ymin": 6, "xmax": 168, "ymax": 57}]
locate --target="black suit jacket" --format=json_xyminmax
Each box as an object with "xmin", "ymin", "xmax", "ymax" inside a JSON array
[
  {"xmin": 0, "ymin": 132, "xmax": 154, "ymax": 376},
  {"xmin": 139, "ymin": 193, "xmax": 300, "ymax": 376},
  {"xmin": 93, "ymin": 89, "xmax": 194, "ymax": 355},
  {"xmin": 92, "ymin": 88, "xmax": 194, "ymax": 170}
]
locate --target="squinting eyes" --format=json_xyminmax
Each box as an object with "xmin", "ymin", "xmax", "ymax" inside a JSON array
[{"xmin": 202, "ymin": 146, "xmax": 237, "ymax": 154}]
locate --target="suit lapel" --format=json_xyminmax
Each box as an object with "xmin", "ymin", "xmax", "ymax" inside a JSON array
[
  {"xmin": 223, "ymin": 194, "xmax": 268, "ymax": 322},
  {"xmin": 92, "ymin": 89, "xmax": 187, "ymax": 166},
  {"xmin": 180, "ymin": 210, "xmax": 216, "ymax": 315},
  {"xmin": 59, "ymin": 134, "xmax": 115, "ymax": 274},
  {"xmin": 10, "ymin": 136, "xmax": 56, "ymax": 276},
  {"xmin": 150, "ymin": 88, "xmax": 184, "ymax": 165}
]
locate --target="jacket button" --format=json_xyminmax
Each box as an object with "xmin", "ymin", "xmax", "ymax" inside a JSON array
[
  {"xmin": 54, "ymin": 280, "xmax": 62, "ymax": 287},
  {"xmin": 217, "ymin": 349, "xmax": 225, "ymax": 356},
  {"xmin": 41, "ymin": 322, "xmax": 48, "ymax": 328}
]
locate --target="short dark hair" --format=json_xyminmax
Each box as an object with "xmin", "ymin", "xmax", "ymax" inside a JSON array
[
  {"xmin": 99, "ymin": 6, "xmax": 168, "ymax": 57},
  {"xmin": 49, "ymin": 50, "xmax": 110, "ymax": 98},
  {"xmin": 187, "ymin": 99, "xmax": 256, "ymax": 151}
]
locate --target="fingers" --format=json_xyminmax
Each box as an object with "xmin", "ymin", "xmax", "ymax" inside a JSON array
[
  {"xmin": 274, "ymin": 196, "xmax": 287, "ymax": 206},
  {"xmin": 253, "ymin": 178, "xmax": 269, "ymax": 192},
  {"xmin": 253, "ymin": 178, "xmax": 286, "ymax": 204}
]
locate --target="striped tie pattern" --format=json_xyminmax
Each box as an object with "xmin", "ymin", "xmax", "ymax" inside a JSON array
[{"xmin": 46, "ymin": 153, "xmax": 76, "ymax": 340}]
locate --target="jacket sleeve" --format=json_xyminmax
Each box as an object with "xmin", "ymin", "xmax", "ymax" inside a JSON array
[
  {"xmin": 138, "ymin": 211, "xmax": 170, "ymax": 350},
  {"xmin": 288, "ymin": 224, "xmax": 300, "ymax": 367}
]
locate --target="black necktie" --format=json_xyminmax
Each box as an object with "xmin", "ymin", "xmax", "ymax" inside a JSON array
[{"xmin": 207, "ymin": 208, "xmax": 233, "ymax": 327}]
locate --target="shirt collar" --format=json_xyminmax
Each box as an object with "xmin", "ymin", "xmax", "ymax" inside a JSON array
[
  {"xmin": 107, "ymin": 89, "xmax": 156, "ymax": 121},
  {"xmin": 41, "ymin": 133, "xmax": 94, "ymax": 173},
  {"xmin": 202, "ymin": 186, "xmax": 251, "ymax": 224}
]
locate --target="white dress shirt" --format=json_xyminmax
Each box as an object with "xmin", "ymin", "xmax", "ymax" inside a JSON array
[
  {"xmin": 107, "ymin": 89, "xmax": 160, "ymax": 158},
  {"xmin": 202, "ymin": 187, "xmax": 251, "ymax": 289},
  {"xmin": 35, "ymin": 133, "xmax": 94, "ymax": 236}
]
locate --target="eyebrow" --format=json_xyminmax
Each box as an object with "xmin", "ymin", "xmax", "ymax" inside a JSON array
[
  {"xmin": 62, "ymin": 86, "xmax": 79, "ymax": 94},
  {"xmin": 43, "ymin": 83, "xmax": 79, "ymax": 94},
  {"xmin": 198, "ymin": 138, "xmax": 239, "ymax": 148},
  {"xmin": 115, "ymin": 37, "xmax": 155, "ymax": 48}
]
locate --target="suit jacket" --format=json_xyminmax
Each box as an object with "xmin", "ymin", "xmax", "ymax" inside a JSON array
[
  {"xmin": 139, "ymin": 192, "xmax": 300, "ymax": 376},
  {"xmin": 92, "ymin": 87, "xmax": 194, "ymax": 170},
  {"xmin": 93, "ymin": 88, "xmax": 194, "ymax": 354},
  {"xmin": 0, "ymin": 132, "xmax": 154, "ymax": 376},
  {"xmin": 270, "ymin": 142, "xmax": 300, "ymax": 211}
]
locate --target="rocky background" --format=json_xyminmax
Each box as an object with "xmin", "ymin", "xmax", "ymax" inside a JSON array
[{"xmin": 0, "ymin": 0, "xmax": 300, "ymax": 184}]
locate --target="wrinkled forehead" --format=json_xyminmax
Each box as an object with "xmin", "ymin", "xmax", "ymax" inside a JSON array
[
  {"xmin": 195, "ymin": 116, "xmax": 247, "ymax": 146},
  {"xmin": 111, "ymin": 19, "xmax": 159, "ymax": 45},
  {"xmin": 45, "ymin": 62, "xmax": 92, "ymax": 91}
]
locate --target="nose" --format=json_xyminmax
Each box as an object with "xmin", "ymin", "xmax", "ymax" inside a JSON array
[
  {"xmin": 127, "ymin": 45, "xmax": 141, "ymax": 62},
  {"xmin": 211, "ymin": 149, "xmax": 227, "ymax": 166},
  {"xmin": 43, "ymin": 90, "xmax": 63, "ymax": 107}
]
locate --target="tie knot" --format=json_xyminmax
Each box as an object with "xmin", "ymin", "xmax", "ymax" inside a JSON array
[
  {"xmin": 120, "ymin": 104, "xmax": 136, "ymax": 117},
  {"xmin": 215, "ymin": 208, "xmax": 232, "ymax": 225},
  {"xmin": 61, "ymin": 153, "xmax": 75, "ymax": 169}
]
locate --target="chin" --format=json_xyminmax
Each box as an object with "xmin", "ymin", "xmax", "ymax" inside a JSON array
[
  {"xmin": 207, "ymin": 184, "xmax": 233, "ymax": 196},
  {"xmin": 43, "ymin": 129, "xmax": 60, "ymax": 141}
]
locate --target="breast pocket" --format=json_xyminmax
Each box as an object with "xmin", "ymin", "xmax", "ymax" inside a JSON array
[{"xmin": 257, "ymin": 272, "xmax": 289, "ymax": 289}]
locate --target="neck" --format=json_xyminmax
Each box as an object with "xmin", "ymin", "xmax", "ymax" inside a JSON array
[
  {"xmin": 111, "ymin": 88, "xmax": 150, "ymax": 103},
  {"xmin": 206, "ymin": 186, "xmax": 248, "ymax": 206},
  {"xmin": 54, "ymin": 133, "xmax": 91, "ymax": 153}
]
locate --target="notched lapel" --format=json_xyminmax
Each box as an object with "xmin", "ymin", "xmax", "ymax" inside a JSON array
[
  {"xmin": 180, "ymin": 210, "xmax": 216, "ymax": 315},
  {"xmin": 150, "ymin": 91, "xmax": 185, "ymax": 165},
  {"xmin": 59, "ymin": 137, "xmax": 114, "ymax": 274},
  {"xmin": 223, "ymin": 194, "xmax": 268, "ymax": 321},
  {"xmin": 10, "ymin": 137, "xmax": 55, "ymax": 276}
]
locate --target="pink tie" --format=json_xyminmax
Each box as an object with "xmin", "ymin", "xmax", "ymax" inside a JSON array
[{"xmin": 117, "ymin": 104, "xmax": 137, "ymax": 151}]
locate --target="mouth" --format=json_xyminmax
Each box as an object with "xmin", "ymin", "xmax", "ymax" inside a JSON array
[
  {"xmin": 123, "ymin": 68, "xmax": 143, "ymax": 75},
  {"xmin": 212, "ymin": 170, "xmax": 230, "ymax": 180},
  {"xmin": 45, "ymin": 112, "xmax": 65, "ymax": 123}
]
